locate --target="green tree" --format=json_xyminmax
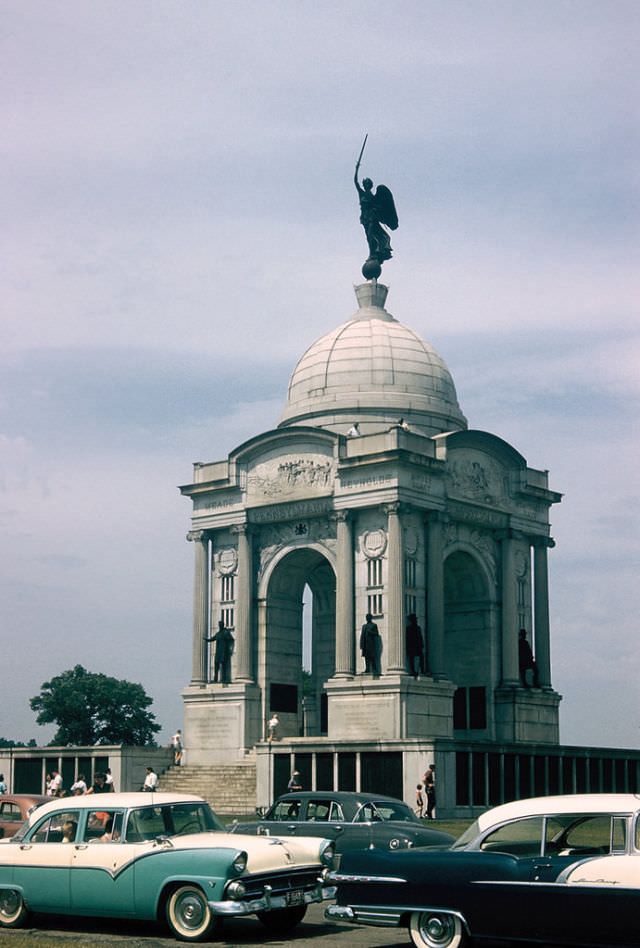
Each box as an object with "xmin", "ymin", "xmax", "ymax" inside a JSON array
[{"xmin": 30, "ymin": 665, "xmax": 161, "ymax": 746}]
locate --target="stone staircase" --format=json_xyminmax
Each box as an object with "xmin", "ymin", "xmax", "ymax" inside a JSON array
[{"xmin": 157, "ymin": 760, "xmax": 257, "ymax": 817}]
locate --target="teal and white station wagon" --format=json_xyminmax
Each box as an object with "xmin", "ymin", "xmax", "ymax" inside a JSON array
[{"xmin": 0, "ymin": 792, "xmax": 336, "ymax": 941}]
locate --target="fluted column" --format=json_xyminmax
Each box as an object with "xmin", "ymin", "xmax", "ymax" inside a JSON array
[
  {"xmin": 188, "ymin": 530, "xmax": 209, "ymax": 685},
  {"xmin": 500, "ymin": 530, "xmax": 520, "ymax": 685},
  {"xmin": 385, "ymin": 503, "xmax": 405, "ymax": 672},
  {"xmin": 334, "ymin": 511, "xmax": 355, "ymax": 677},
  {"xmin": 533, "ymin": 539, "xmax": 553, "ymax": 688},
  {"xmin": 233, "ymin": 524, "xmax": 253, "ymax": 682},
  {"xmin": 426, "ymin": 512, "xmax": 445, "ymax": 679}
]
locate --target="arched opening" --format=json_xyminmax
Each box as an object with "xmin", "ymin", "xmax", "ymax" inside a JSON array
[
  {"xmin": 443, "ymin": 550, "xmax": 495, "ymax": 737},
  {"xmin": 264, "ymin": 548, "xmax": 335, "ymax": 738}
]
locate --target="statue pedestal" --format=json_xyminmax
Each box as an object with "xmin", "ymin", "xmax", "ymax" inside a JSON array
[
  {"xmin": 324, "ymin": 675, "xmax": 456, "ymax": 741},
  {"xmin": 494, "ymin": 686, "xmax": 562, "ymax": 744},
  {"xmin": 182, "ymin": 682, "xmax": 262, "ymax": 764}
]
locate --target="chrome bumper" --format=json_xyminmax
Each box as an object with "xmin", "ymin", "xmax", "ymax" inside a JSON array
[
  {"xmin": 210, "ymin": 882, "xmax": 336, "ymax": 917},
  {"xmin": 326, "ymin": 903, "xmax": 402, "ymax": 927}
]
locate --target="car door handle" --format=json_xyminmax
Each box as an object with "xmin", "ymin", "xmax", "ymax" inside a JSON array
[
  {"xmin": 332, "ymin": 825, "xmax": 343, "ymax": 831},
  {"xmin": 534, "ymin": 863, "xmax": 553, "ymax": 869},
  {"xmin": 19, "ymin": 844, "xmax": 32, "ymax": 851},
  {"xmin": 286, "ymin": 824, "xmax": 297, "ymax": 831},
  {"xmin": 75, "ymin": 844, "xmax": 88, "ymax": 850}
]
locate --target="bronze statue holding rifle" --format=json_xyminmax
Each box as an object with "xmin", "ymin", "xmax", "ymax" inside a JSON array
[{"xmin": 354, "ymin": 135, "xmax": 399, "ymax": 280}]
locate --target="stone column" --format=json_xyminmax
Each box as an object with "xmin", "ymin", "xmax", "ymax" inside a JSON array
[
  {"xmin": 500, "ymin": 530, "xmax": 520, "ymax": 685},
  {"xmin": 385, "ymin": 503, "xmax": 405, "ymax": 672},
  {"xmin": 426, "ymin": 512, "xmax": 445, "ymax": 679},
  {"xmin": 334, "ymin": 511, "xmax": 355, "ymax": 677},
  {"xmin": 533, "ymin": 539, "xmax": 553, "ymax": 688},
  {"xmin": 188, "ymin": 530, "xmax": 209, "ymax": 685},
  {"xmin": 233, "ymin": 524, "xmax": 253, "ymax": 683}
]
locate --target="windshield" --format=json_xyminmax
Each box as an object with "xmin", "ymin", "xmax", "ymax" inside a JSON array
[
  {"xmin": 450, "ymin": 818, "xmax": 481, "ymax": 850},
  {"xmin": 124, "ymin": 802, "xmax": 224, "ymax": 842}
]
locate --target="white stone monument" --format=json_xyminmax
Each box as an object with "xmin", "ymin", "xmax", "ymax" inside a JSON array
[{"xmin": 180, "ymin": 280, "xmax": 561, "ymax": 765}]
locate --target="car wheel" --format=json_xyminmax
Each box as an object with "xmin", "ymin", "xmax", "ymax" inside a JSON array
[
  {"xmin": 409, "ymin": 911, "xmax": 465, "ymax": 948},
  {"xmin": 166, "ymin": 884, "xmax": 218, "ymax": 942},
  {"xmin": 256, "ymin": 905, "xmax": 307, "ymax": 932},
  {"xmin": 0, "ymin": 889, "xmax": 29, "ymax": 929}
]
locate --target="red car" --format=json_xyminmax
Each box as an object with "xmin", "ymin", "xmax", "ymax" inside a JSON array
[{"xmin": 0, "ymin": 795, "xmax": 48, "ymax": 839}]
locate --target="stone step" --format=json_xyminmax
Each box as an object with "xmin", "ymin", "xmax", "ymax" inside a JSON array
[{"xmin": 158, "ymin": 763, "xmax": 257, "ymax": 816}]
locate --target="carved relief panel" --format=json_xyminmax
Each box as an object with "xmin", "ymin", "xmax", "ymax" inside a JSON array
[{"xmin": 246, "ymin": 447, "xmax": 335, "ymax": 502}]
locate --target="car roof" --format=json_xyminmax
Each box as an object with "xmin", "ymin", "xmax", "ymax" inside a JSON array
[
  {"xmin": 27, "ymin": 792, "xmax": 205, "ymax": 821},
  {"xmin": 274, "ymin": 791, "xmax": 409, "ymax": 805},
  {"xmin": 475, "ymin": 794, "xmax": 640, "ymax": 833}
]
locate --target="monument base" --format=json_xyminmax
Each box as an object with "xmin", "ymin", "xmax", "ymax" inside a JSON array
[
  {"xmin": 182, "ymin": 682, "xmax": 262, "ymax": 764},
  {"xmin": 494, "ymin": 686, "xmax": 562, "ymax": 743},
  {"xmin": 324, "ymin": 674, "xmax": 456, "ymax": 741}
]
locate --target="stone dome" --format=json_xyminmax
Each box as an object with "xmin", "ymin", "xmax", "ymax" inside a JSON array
[{"xmin": 278, "ymin": 282, "xmax": 467, "ymax": 437}]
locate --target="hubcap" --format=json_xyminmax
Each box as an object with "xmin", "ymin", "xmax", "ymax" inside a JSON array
[
  {"xmin": 420, "ymin": 913, "xmax": 456, "ymax": 946},
  {"xmin": 0, "ymin": 891, "xmax": 19, "ymax": 916},
  {"xmin": 179, "ymin": 895, "xmax": 205, "ymax": 929}
]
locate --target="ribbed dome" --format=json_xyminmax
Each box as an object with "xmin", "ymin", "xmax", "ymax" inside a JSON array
[{"xmin": 278, "ymin": 283, "xmax": 467, "ymax": 437}]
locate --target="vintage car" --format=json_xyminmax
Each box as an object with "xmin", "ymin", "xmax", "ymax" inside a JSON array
[
  {"xmin": 231, "ymin": 791, "xmax": 454, "ymax": 853},
  {"xmin": 0, "ymin": 791, "xmax": 335, "ymax": 941},
  {"xmin": 0, "ymin": 795, "xmax": 48, "ymax": 839},
  {"xmin": 327, "ymin": 793, "xmax": 640, "ymax": 947}
]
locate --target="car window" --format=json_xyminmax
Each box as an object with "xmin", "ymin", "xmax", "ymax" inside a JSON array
[
  {"xmin": 0, "ymin": 803, "xmax": 23, "ymax": 822},
  {"xmin": 329, "ymin": 802, "xmax": 345, "ymax": 821},
  {"xmin": 355, "ymin": 803, "xmax": 383, "ymax": 823},
  {"xmin": 635, "ymin": 816, "xmax": 640, "ymax": 851},
  {"xmin": 85, "ymin": 810, "xmax": 124, "ymax": 843},
  {"xmin": 307, "ymin": 800, "xmax": 332, "ymax": 821},
  {"xmin": 268, "ymin": 800, "xmax": 302, "ymax": 821},
  {"xmin": 546, "ymin": 814, "xmax": 621, "ymax": 854},
  {"xmin": 30, "ymin": 811, "xmax": 80, "ymax": 844},
  {"xmin": 480, "ymin": 817, "xmax": 544, "ymax": 856}
]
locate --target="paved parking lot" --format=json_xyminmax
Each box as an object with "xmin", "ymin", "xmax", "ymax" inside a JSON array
[{"xmin": 0, "ymin": 903, "xmax": 571, "ymax": 947}]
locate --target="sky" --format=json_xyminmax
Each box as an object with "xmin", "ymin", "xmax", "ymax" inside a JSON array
[{"xmin": 1, "ymin": 0, "xmax": 638, "ymax": 750}]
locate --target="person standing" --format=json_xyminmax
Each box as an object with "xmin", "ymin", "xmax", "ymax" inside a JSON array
[
  {"xmin": 49, "ymin": 770, "xmax": 63, "ymax": 796},
  {"xmin": 360, "ymin": 613, "xmax": 381, "ymax": 676},
  {"xmin": 405, "ymin": 613, "xmax": 424, "ymax": 679},
  {"xmin": 86, "ymin": 772, "xmax": 110, "ymax": 794},
  {"xmin": 423, "ymin": 764, "xmax": 436, "ymax": 820},
  {"xmin": 0, "ymin": 774, "xmax": 7, "ymax": 795},
  {"xmin": 70, "ymin": 774, "xmax": 87, "ymax": 795},
  {"xmin": 287, "ymin": 770, "xmax": 302, "ymax": 792},
  {"xmin": 104, "ymin": 768, "xmax": 115, "ymax": 790},
  {"xmin": 414, "ymin": 783, "xmax": 424, "ymax": 818},
  {"xmin": 172, "ymin": 729, "xmax": 183, "ymax": 765},
  {"xmin": 142, "ymin": 767, "xmax": 158, "ymax": 791},
  {"xmin": 267, "ymin": 714, "xmax": 279, "ymax": 742}
]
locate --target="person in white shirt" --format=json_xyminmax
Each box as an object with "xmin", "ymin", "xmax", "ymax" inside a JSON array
[
  {"xmin": 142, "ymin": 767, "xmax": 158, "ymax": 791},
  {"xmin": 70, "ymin": 774, "xmax": 87, "ymax": 795},
  {"xmin": 50, "ymin": 771, "xmax": 63, "ymax": 795}
]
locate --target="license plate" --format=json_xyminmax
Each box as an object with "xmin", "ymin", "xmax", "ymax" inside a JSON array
[{"xmin": 286, "ymin": 889, "xmax": 304, "ymax": 906}]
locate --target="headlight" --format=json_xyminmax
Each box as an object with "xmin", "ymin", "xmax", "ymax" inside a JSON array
[
  {"xmin": 232, "ymin": 851, "xmax": 247, "ymax": 874},
  {"xmin": 226, "ymin": 880, "xmax": 246, "ymax": 900},
  {"xmin": 320, "ymin": 840, "xmax": 335, "ymax": 867}
]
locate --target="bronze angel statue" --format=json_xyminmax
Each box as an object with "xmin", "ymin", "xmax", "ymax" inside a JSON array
[{"xmin": 354, "ymin": 136, "xmax": 398, "ymax": 280}]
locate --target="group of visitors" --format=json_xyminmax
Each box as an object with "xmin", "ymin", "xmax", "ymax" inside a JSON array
[{"xmin": 43, "ymin": 769, "xmax": 115, "ymax": 798}]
